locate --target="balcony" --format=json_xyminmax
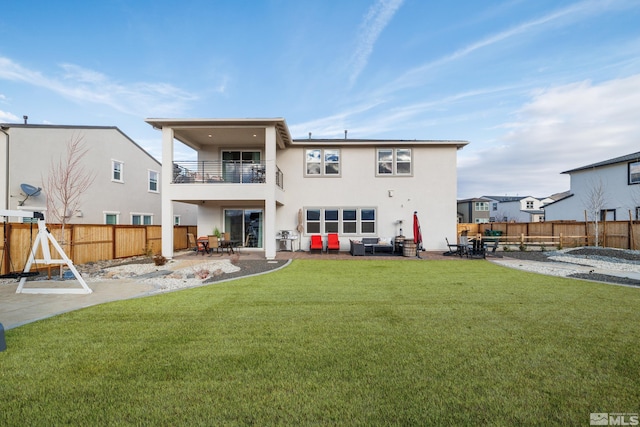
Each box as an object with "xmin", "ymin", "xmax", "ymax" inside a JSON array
[{"xmin": 173, "ymin": 161, "xmax": 283, "ymax": 189}]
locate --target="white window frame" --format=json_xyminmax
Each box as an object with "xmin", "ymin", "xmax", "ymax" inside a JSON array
[
  {"xmin": 131, "ymin": 213, "xmax": 153, "ymax": 225},
  {"xmin": 305, "ymin": 149, "xmax": 341, "ymax": 177},
  {"xmin": 112, "ymin": 160, "xmax": 124, "ymax": 183},
  {"xmin": 104, "ymin": 212, "xmax": 120, "ymax": 225},
  {"xmin": 148, "ymin": 170, "xmax": 159, "ymax": 193},
  {"xmin": 376, "ymin": 148, "xmax": 412, "ymax": 176},
  {"xmin": 305, "ymin": 207, "xmax": 376, "ymax": 235},
  {"xmin": 174, "ymin": 215, "xmax": 181, "ymax": 225},
  {"xmin": 629, "ymin": 161, "xmax": 640, "ymax": 185},
  {"xmin": 475, "ymin": 202, "xmax": 489, "ymax": 211}
]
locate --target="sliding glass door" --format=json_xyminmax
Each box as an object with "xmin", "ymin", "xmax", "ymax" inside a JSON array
[
  {"xmin": 224, "ymin": 209, "xmax": 263, "ymax": 248},
  {"xmin": 222, "ymin": 151, "xmax": 261, "ymax": 183}
]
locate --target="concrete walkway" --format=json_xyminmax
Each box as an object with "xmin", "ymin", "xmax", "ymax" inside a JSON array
[{"xmin": 0, "ymin": 279, "xmax": 156, "ymax": 330}]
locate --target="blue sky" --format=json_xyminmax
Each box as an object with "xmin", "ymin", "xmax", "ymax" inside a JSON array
[{"xmin": 1, "ymin": 0, "xmax": 639, "ymax": 199}]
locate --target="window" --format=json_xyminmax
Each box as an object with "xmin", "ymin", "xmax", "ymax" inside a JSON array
[
  {"xmin": 475, "ymin": 218, "xmax": 489, "ymax": 224},
  {"xmin": 132, "ymin": 214, "xmax": 153, "ymax": 225},
  {"xmin": 629, "ymin": 161, "xmax": 640, "ymax": 185},
  {"xmin": 305, "ymin": 149, "xmax": 340, "ymax": 176},
  {"xmin": 636, "ymin": 207, "xmax": 640, "ymax": 221},
  {"xmin": 325, "ymin": 209, "xmax": 339, "ymax": 233},
  {"xmin": 306, "ymin": 209, "xmax": 321, "ymax": 233},
  {"xmin": 361, "ymin": 209, "xmax": 376, "ymax": 233},
  {"xmin": 305, "ymin": 208, "xmax": 376, "ymax": 234},
  {"xmin": 492, "ymin": 203, "xmax": 498, "ymax": 211},
  {"xmin": 600, "ymin": 209, "xmax": 616, "ymax": 221},
  {"xmin": 105, "ymin": 212, "xmax": 119, "ymax": 225},
  {"xmin": 526, "ymin": 201, "xmax": 534, "ymax": 209},
  {"xmin": 475, "ymin": 202, "xmax": 489, "ymax": 211},
  {"xmin": 112, "ymin": 160, "xmax": 124, "ymax": 182},
  {"xmin": 174, "ymin": 216, "xmax": 181, "ymax": 225},
  {"xmin": 148, "ymin": 170, "xmax": 159, "ymax": 192},
  {"xmin": 377, "ymin": 148, "xmax": 412, "ymax": 176},
  {"xmin": 343, "ymin": 209, "xmax": 357, "ymax": 233}
]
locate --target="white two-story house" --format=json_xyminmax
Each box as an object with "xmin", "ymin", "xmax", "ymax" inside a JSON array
[
  {"xmin": 482, "ymin": 195, "xmax": 546, "ymax": 222},
  {"xmin": 544, "ymin": 151, "xmax": 640, "ymax": 221},
  {"xmin": 147, "ymin": 118, "xmax": 468, "ymax": 260}
]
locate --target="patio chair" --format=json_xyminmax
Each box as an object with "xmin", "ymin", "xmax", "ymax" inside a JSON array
[
  {"xmin": 326, "ymin": 233, "xmax": 340, "ymax": 253},
  {"xmin": 458, "ymin": 231, "xmax": 472, "ymax": 257},
  {"xmin": 444, "ymin": 237, "xmax": 463, "ymax": 256},
  {"xmin": 309, "ymin": 235, "xmax": 323, "ymax": 253},
  {"xmin": 208, "ymin": 235, "xmax": 221, "ymax": 255},
  {"xmin": 187, "ymin": 233, "xmax": 197, "ymax": 252}
]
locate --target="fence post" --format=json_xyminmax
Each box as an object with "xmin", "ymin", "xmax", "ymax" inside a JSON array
[{"xmin": 559, "ymin": 233, "xmax": 563, "ymax": 249}]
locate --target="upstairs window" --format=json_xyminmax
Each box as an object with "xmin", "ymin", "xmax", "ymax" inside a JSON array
[
  {"xmin": 377, "ymin": 148, "xmax": 412, "ymax": 176},
  {"xmin": 148, "ymin": 170, "xmax": 159, "ymax": 192},
  {"xmin": 112, "ymin": 160, "xmax": 124, "ymax": 183},
  {"xmin": 475, "ymin": 202, "xmax": 489, "ymax": 211},
  {"xmin": 629, "ymin": 161, "xmax": 640, "ymax": 185},
  {"xmin": 305, "ymin": 149, "xmax": 340, "ymax": 176},
  {"xmin": 526, "ymin": 201, "xmax": 534, "ymax": 209}
]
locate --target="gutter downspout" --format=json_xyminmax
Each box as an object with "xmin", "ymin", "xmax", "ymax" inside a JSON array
[{"xmin": 0, "ymin": 128, "xmax": 8, "ymax": 210}]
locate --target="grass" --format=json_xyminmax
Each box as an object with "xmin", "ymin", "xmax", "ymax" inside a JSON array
[{"xmin": 1, "ymin": 259, "xmax": 639, "ymax": 426}]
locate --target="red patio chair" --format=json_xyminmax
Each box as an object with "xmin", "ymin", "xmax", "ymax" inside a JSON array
[
  {"xmin": 309, "ymin": 235, "xmax": 323, "ymax": 253},
  {"xmin": 326, "ymin": 233, "xmax": 340, "ymax": 253}
]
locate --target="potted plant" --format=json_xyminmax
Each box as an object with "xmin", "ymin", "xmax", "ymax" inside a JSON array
[{"xmin": 212, "ymin": 227, "xmax": 222, "ymax": 240}]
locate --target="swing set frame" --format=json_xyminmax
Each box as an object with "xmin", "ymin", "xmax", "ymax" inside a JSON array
[{"xmin": 1, "ymin": 210, "xmax": 92, "ymax": 294}]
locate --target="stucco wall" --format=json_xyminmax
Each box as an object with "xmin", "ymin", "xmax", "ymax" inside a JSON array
[{"xmin": 273, "ymin": 144, "xmax": 459, "ymax": 251}]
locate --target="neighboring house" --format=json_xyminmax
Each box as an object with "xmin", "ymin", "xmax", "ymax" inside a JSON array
[
  {"xmin": 544, "ymin": 151, "xmax": 640, "ymax": 221},
  {"xmin": 457, "ymin": 198, "xmax": 491, "ymax": 223},
  {"xmin": 0, "ymin": 124, "xmax": 197, "ymax": 225},
  {"xmin": 482, "ymin": 195, "xmax": 546, "ymax": 222},
  {"xmin": 145, "ymin": 118, "xmax": 468, "ymax": 260}
]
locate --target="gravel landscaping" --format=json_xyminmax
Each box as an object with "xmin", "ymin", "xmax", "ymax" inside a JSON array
[{"xmin": 499, "ymin": 247, "xmax": 640, "ymax": 286}]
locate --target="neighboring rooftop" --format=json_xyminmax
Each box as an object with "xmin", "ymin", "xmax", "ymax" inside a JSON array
[{"xmin": 562, "ymin": 151, "xmax": 640, "ymax": 174}]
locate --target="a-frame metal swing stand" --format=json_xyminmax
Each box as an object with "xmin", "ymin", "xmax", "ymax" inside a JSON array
[{"xmin": 2, "ymin": 210, "xmax": 92, "ymax": 294}]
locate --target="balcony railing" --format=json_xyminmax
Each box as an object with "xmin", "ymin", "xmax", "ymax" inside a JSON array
[{"xmin": 173, "ymin": 160, "xmax": 283, "ymax": 189}]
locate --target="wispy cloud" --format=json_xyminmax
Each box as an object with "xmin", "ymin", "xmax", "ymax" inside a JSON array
[
  {"xmin": 349, "ymin": 0, "xmax": 404, "ymax": 86},
  {"xmin": 383, "ymin": 0, "xmax": 637, "ymax": 94},
  {"xmin": 0, "ymin": 109, "xmax": 20, "ymax": 122},
  {"xmin": 0, "ymin": 57, "xmax": 198, "ymax": 117}
]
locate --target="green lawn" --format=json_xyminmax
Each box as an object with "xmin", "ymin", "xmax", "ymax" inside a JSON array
[{"xmin": 1, "ymin": 259, "xmax": 639, "ymax": 426}]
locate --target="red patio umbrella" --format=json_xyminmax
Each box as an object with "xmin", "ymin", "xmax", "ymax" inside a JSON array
[{"xmin": 413, "ymin": 211, "xmax": 423, "ymax": 258}]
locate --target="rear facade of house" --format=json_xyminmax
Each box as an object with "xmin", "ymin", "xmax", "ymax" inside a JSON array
[{"xmin": 148, "ymin": 118, "xmax": 468, "ymax": 260}]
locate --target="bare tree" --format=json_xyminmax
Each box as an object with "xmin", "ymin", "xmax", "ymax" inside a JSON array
[
  {"xmin": 44, "ymin": 134, "xmax": 96, "ymax": 236},
  {"xmin": 582, "ymin": 177, "xmax": 608, "ymax": 247}
]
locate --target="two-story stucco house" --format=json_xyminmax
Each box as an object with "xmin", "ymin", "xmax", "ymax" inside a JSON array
[
  {"xmin": 146, "ymin": 118, "xmax": 468, "ymax": 260},
  {"xmin": 0, "ymin": 123, "xmax": 196, "ymax": 225},
  {"xmin": 456, "ymin": 198, "xmax": 492, "ymax": 223},
  {"xmin": 544, "ymin": 151, "xmax": 640, "ymax": 221}
]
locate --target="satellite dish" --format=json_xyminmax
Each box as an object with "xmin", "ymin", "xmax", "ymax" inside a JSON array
[
  {"xmin": 19, "ymin": 183, "xmax": 42, "ymax": 205},
  {"xmin": 20, "ymin": 183, "xmax": 42, "ymax": 197}
]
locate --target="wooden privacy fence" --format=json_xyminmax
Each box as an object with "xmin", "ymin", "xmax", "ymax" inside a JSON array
[
  {"xmin": 457, "ymin": 220, "xmax": 640, "ymax": 251},
  {"xmin": 0, "ymin": 223, "xmax": 197, "ymax": 276}
]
